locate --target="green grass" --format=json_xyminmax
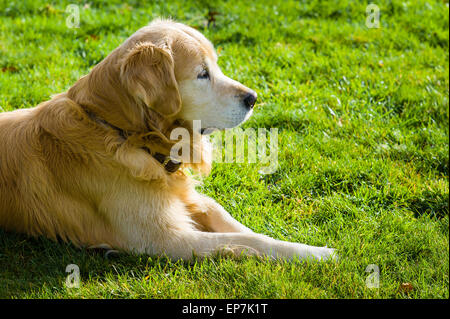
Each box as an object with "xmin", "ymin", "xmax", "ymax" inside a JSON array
[{"xmin": 0, "ymin": 0, "xmax": 448, "ymax": 298}]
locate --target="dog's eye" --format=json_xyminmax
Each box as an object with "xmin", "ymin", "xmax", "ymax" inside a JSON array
[{"xmin": 197, "ymin": 69, "xmax": 210, "ymax": 80}]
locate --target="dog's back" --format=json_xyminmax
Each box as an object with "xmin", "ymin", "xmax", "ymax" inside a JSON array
[
  {"xmin": 0, "ymin": 107, "xmax": 41, "ymax": 233},
  {"xmin": 0, "ymin": 97, "xmax": 118, "ymax": 246}
]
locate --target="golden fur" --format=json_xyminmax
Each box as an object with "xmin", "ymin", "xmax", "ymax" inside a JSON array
[{"xmin": 0, "ymin": 19, "xmax": 336, "ymax": 261}]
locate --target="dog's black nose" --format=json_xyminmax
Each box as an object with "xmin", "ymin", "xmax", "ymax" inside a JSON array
[{"xmin": 243, "ymin": 92, "xmax": 257, "ymax": 109}]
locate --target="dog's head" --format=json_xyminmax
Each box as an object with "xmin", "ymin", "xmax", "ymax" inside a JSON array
[{"xmin": 118, "ymin": 19, "xmax": 257, "ymax": 134}]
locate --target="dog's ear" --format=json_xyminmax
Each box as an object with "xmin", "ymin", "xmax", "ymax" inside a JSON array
[{"xmin": 120, "ymin": 41, "xmax": 181, "ymax": 117}]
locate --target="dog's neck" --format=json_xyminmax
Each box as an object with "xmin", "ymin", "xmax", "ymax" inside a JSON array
[{"xmin": 82, "ymin": 106, "xmax": 182, "ymax": 174}]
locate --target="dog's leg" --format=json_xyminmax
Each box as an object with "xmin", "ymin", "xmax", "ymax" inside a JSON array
[
  {"xmin": 106, "ymin": 191, "xmax": 335, "ymax": 261},
  {"xmin": 191, "ymin": 195, "xmax": 253, "ymax": 233},
  {"xmin": 161, "ymin": 231, "xmax": 336, "ymax": 262}
]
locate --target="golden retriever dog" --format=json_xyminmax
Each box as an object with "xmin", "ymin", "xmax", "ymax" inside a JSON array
[{"xmin": 0, "ymin": 19, "xmax": 336, "ymax": 261}]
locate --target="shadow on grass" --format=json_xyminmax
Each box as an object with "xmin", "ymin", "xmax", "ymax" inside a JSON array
[
  {"xmin": 0, "ymin": 229, "xmax": 191, "ymax": 298},
  {"xmin": 0, "ymin": 229, "xmax": 273, "ymax": 298}
]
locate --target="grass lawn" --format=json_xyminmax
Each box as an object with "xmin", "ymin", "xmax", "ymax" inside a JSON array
[{"xmin": 0, "ymin": 0, "xmax": 448, "ymax": 298}]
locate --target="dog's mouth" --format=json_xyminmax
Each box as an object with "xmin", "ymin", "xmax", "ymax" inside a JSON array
[{"xmin": 200, "ymin": 127, "xmax": 219, "ymax": 135}]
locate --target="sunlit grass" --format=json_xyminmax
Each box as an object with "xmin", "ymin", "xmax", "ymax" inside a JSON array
[{"xmin": 0, "ymin": 0, "xmax": 448, "ymax": 298}]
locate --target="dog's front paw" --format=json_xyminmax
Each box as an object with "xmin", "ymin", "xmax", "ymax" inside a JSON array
[
  {"xmin": 286, "ymin": 242, "xmax": 338, "ymax": 262},
  {"xmin": 311, "ymin": 246, "xmax": 338, "ymax": 262}
]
